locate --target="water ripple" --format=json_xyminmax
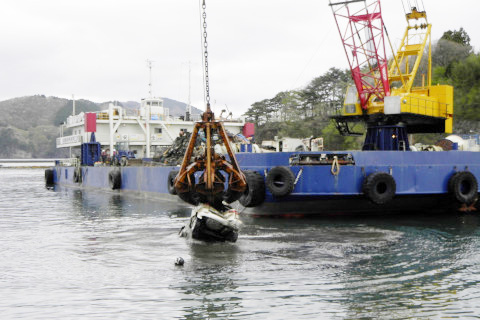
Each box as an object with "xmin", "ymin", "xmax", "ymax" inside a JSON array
[{"xmin": 1, "ymin": 169, "xmax": 480, "ymax": 319}]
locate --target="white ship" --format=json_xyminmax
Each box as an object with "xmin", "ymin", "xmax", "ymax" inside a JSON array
[{"xmin": 56, "ymin": 97, "xmax": 247, "ymax": 158}]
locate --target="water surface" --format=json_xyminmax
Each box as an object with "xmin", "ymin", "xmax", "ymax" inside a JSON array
[{"xmin": 1, "ymin": 169, "xmax": 480, "ymax": 319}]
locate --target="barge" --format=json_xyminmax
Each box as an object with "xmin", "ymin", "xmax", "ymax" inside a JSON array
[
  {"xmin": 47, "ymin": 2, "xmax": 480, "ymax": 216},
  {"xmin": 47, "ymin": 149, "xmax": 480, "ymax": 216}
]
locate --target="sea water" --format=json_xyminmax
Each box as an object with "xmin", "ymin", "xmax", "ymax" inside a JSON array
[{"xmin": 1, "ymin": 168, "xmax": 480, "ymax": 319}]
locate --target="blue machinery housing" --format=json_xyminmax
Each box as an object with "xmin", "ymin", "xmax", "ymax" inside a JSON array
[
  {"xmin": 51, "ymin": 150, "xmax": 480, "ymax": 216},
  {"xmin": 363, "ymin": 125, "xmax": 410, "ymax": 151},
  {"xmin": 80, "ymin": 132, "xmax": 101, "ymax": 166}
]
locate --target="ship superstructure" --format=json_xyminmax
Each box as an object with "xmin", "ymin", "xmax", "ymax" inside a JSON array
[{"xmin": 56, "ymin": 97, "xmax": 246, "ymax": 158}]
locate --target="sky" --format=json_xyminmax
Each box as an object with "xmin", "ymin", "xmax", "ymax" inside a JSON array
[{"xmin": 0, "ymin": 0, "xmax": 479, "ymax": 116}]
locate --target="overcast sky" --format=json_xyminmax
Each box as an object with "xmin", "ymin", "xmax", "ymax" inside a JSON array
[{"xmin": 1, "ymin": 0, "xmax": 479, "ymax": 115}]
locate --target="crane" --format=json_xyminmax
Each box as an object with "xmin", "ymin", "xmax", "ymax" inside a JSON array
[
  {"xmin": 173, "ymin": 0, "xmax": 246, "ymax": 209},
  {"xmin": 329, "ymin": 0, "xmax": 453, "ymax": 151}
]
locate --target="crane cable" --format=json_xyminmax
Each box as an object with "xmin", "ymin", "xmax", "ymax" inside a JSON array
[
  {"xmin": 384, "ymin": 25, "xmax": 407, "ymax": 89},
  {"xmin": 200, "ymin": 0, "xmax": 211, "ymax": 108},
  {"xmin": 400, "ymin": 0, "xmax": 407, "ymax": 15}
]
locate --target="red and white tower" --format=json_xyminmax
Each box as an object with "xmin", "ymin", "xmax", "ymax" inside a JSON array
[{"xmin": 330, "ymin": 0, "xmax": 390, "ymax": 110}]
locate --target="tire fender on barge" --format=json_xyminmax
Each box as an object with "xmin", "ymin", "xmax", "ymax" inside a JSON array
[
  {"xmin": 363, "ymin": 172, "xmax": 396, "ymax": 205},
  {"xmin": 167, "ymin": 171, "xmax": 178, "ymax": 195},
  {"xmin": 223, "ymin": 188, "xmax": 243, "ymax": 204},
  {"xmin": 239, "ymin": 170, "xmax": 265, "ymax": 207},
  {"xmin": 108, "ymin": 169, "xmax": 122, "ymax": 190},
  {"xmin": 73, "ymin": 167, "xmax": 82, "ymax": 184},
  {"xmin": 266, "ymin": 166, "xmax": 295, "ymax": 198},
  {"xmin": 45, "ymin": 168, "xmax": 54, "ymax": 186},
  {"xmin": 448, "ymin": 171, "xmax": 478, "ymax": 205}
]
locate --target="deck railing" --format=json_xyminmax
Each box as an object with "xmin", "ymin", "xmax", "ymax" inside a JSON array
[
  {"xmin": 56, "ymin": 135, "xmax": 83, "ymax": 148},
  {"xmin": 400, "ymin": 95, "xmax": 449, "ymax": 118},
  {"xmin": 57, "ymin": 158, "xmax": 79, "ymax": 167}
]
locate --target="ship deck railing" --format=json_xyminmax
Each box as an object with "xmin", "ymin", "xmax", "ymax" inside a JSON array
[
  {"xmin": 57, "ymin": 158, "xmax": 79, "ymax": 167},
  {"xmin": 400, "ymin": 95, "xmax": 449, "ymax": 118}
]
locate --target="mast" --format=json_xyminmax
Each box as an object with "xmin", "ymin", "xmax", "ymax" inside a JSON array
[
  {"xmin": 145, "ymin": 60, "xmax": 153, "ymax": 158},
  {"xmin": 72, "ymin": 94, "xmax": 76, "ymax": 115},
  {"xmin": 186, "ymin": 61, "xmax": 192, "ymax": 121},
  {"xmin": 146, "ymin": 59, "xmax": 154, "ymax": 98}
]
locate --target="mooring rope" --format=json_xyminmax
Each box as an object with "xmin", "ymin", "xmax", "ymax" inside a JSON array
[{"xmin": 331, "ymin": 156, "xmax": 340, "ymax": 176}]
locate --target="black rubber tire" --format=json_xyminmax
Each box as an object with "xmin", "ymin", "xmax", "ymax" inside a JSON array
[
  {"xmin": 223, "ymin": 189, "xmax": 243, "ymax": 204},
  {"xmin": 449, "ymin": 171, "xmax": 478, "ymax": 205},
  {"xmin": 265, "ymin": 166, "xmax": 295, "ymax": 198},
  {"xmin": 239, "ymin": 170, "xmax": 266, "ymax": 207},
  {"xmin": 363, "ymin": 172, "xmax": 396, "ymax": 205},
  {"xmin": 167, "ymin": 170, "xmax": 178, "ymax": 195},
  {"xmin": 45, "ymin": 169, "xmax": 54, "ymax": 186},
  {"xmin": 108, "ymin": 169, "xmax": 122, "ymax": 190},
  {"xmin": 178, "ymin": 191, "xmax": 205, "ymax": 206},
  {"xmin": 448, "ymin": 172, "xmax": 461, "ymax": 194},
  {"xmin": 73, "ymin": 167, "xmax": 82, "ymax": 183}
]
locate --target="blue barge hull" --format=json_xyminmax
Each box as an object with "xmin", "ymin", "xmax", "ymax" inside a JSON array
[{"xmin": 51, "ymin": 151, "xmax": 480, "ymax": 216}]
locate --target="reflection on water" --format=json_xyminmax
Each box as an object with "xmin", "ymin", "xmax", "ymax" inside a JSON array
[
  {"xmin": 1, "ymin": 169, "xmax": 480, "ymax": 319},
  {"xmin": 339, "ymin": 215, "xmax": 480, "ymax": 319}
]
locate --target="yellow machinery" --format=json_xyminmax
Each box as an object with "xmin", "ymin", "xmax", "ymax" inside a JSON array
[{"xmin": 330, "ymin": 1, "xmax": 453, "ymax": 136}]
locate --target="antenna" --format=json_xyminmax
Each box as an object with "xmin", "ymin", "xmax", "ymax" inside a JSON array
[
  {"xmin": 72, "ymin": 94, "xmax": 75, "ymax": 115},
  {"xmin": 186, "ymin": 61, "xmax": 192, "ymax": 121},
  {"xmin": 146, "ymin": 59, "xmax": 154, "ymax": 98},
  {"xmin": 224, "ymin": 104, "xmax": 231, "ymax": 118}
]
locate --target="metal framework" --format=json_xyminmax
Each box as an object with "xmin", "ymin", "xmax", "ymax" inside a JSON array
[
  {"xmin": 330, "ymin": 0, "xmax": 390, "ymax": 109},
  {"xmin": 388, "ymin": 7, "xmax": 431, "ymax": 92},
  {"xmin": 174, "ymin": 0, "xmax": 246, "ymax": 207},
  {"xmin": 174, "ymin": 106, "xmax": 246, "ymax": 206}
]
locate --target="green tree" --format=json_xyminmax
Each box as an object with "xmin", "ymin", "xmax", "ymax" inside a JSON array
[
  {"xmin": 449, "ymin": 54, "xmax": 480, "ymax": 121},
  {"xmin": 300, "ymin": 68, "xmax": 350, "ymax": 119},
  {"xmin": 441, "ymin": 28, "xmax": 471, "ymax": 46},
  {"xmin": 433, "ymin": 28, "xmax": 473, "ymax": 69},
  {"xmin": 0, "ymin": 127, "xmax": 29, "ymax": 158},
  {"xmin": 245, "ymin": 68, "xmax": 353, "ymax": 145},
  {"xmin": 53, "ymin": 99, "xmax": 100, "ymax": 125},
  {"xmin": 244, "ymin": 101, "xmax": 262, "ymax": 124},
  {"xmin": 321, "ymin": 121, "xmax": 363, "ymax": 150}
]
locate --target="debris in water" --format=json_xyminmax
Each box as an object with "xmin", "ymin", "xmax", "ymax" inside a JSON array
[
  {"xmin": 179, "ymin": 204, "xmax": 241, "ymax": 242},
  {"xmin": 174, "ymin": 257, "xmax": 185, "ymax": 266}
]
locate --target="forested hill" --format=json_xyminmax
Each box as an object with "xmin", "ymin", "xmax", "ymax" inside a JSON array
[
  {"xmin": 0, "ymin": 95, "xmax": 201, "ymax": 158},
  {"xmin": 244, "ymin": 28, "xmax": 480, "ymax": 150}
]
